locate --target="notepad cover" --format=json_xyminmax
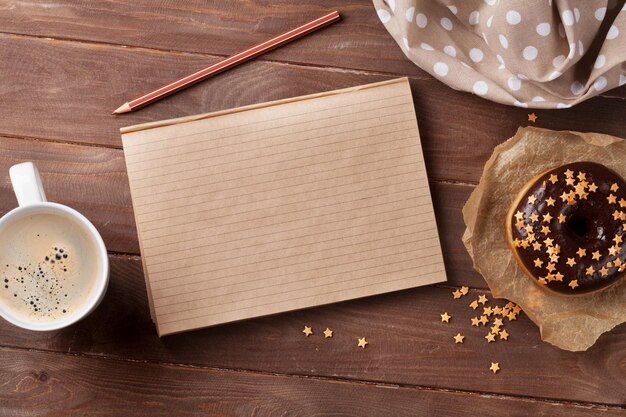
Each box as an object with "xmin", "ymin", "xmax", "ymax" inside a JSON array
[{"xmin": 121, "ymin": 77, "xmax": 447, "ymax": 336}]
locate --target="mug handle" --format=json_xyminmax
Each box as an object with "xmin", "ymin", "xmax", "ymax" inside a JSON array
[{"xmin": 9, "ymin": 162, "xmax": 47, "ymax": 206}]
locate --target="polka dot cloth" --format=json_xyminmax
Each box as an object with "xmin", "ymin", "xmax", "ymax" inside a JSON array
[{"xmin": 373, "ymin": 0, "xmax": 626, "ymax": 108}]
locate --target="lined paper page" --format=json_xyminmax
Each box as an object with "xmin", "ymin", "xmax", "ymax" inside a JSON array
[{"xmin": 122, "ymin": 78, "xmax": 447, "ymax": 336}]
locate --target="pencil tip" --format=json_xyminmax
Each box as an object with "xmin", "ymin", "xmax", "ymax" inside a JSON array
[{"xmin": 112, "ymin": 102, "xmax": 132, "ymax": 115}]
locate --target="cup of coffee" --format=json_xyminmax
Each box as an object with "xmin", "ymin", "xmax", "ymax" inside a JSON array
[{"xmin": 0, "ymin": 162, "xmax": 109, "ymax": 331}]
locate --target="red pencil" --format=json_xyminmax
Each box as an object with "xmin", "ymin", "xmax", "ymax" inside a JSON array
[{"xmin": 112, "ymin": 10, "xmax": 341, "ymax": 114}]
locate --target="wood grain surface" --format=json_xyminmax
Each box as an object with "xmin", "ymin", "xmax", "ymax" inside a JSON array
[
  {"xmin": 0, "ymin": 0, "xmax": 625, "ymax": 414},
  {"xmin": 1, "ymin": 347, "xmax": 622, "ymax": 417}
]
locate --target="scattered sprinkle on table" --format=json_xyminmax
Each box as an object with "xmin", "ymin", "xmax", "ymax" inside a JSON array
[
  {"xmin": 323, "ymin": 328, "xmax": 333, "ymax": 338},
  {"xmin": 357, "ymin": 337, "xmax": 368, "ymax": 348},
  {"xmin": 490, "ymin": 362, "xmax": 500, "ymax": 374},
  {"xmin": 302, "ymin": 326, "xmax": 313, "ymax": 337},
  {"xmin": 445, "ymin": 290, "xmax": 526, "ymax": 375},
  {"xmin": 528, "ymin": 112, "xmax": 538, "ymax": 122}
]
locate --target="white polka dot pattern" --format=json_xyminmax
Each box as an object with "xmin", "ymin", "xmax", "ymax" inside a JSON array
[{"xmin": 373, "ymin": 0, "xmax": 626, "ymax": 108}]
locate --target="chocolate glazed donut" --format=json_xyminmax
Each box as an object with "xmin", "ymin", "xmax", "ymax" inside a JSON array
[{"xmin": 507, "ymin": 162, "xmax": 626, "ymax": 295}]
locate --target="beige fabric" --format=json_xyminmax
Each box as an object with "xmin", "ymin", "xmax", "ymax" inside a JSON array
[{"xmin": 373, "ymin": 0, "xmax": 626, "ymax": 108}]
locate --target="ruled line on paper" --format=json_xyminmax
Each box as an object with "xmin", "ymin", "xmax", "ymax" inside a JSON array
[
  {"xmin": 137, "ymin": 148, "xmax": 423, "ymax": 216},
  {"xmin": 128, "ymin": 116, "xmax": 418, "ymax": 184},
  {"xmin": 138, "ymin": 172, "xmax": 426, "ymax": 241},
  {"xmin": 138, "ymin": 167, "xmax": 424, "ymax": 237},
  {"xmin": 143, "ymin": 203, "xmax": 426, "ymax": 259},
  {"xmin": 143, "ymin": 182, "xmax": 427, "ymax": 260},
  {"xmin": 152, "ymin": 231, "xmax": 441, "ymax": 304},
  {"xmin": 121, "ymin": 77, "xmax": 447, "ymax": 335},
  {"xmin": 132, "ymin": 136, "xmax": 420, "ymax": 208},
  {"xmin": 148, "ymin": 220, "xmax": 434, "ymax": 280},
  {"xmin": 158, "ymin": 266, "xmax": 445, "ymax": 325},
  {"xmin": 123, "ymin": 92, "xmax": 412, "ymax": 152},
  {"xmin": 148, "ymin": 221, "xmax": 438, "ymax": 289},
  {"xmin": 141, "ymin": 192, "xmax": 426, "ymax": 251},
  {"xmin": 130, "ymin": 122, "xmax": 419, "ymax": 198},
  {"xmin": 125, "ymin": 98, "xmax": 414, "ymax": 166},
  {"xmin": 136, "ymin": 158, "xmax": 422, "ymax": 223}
]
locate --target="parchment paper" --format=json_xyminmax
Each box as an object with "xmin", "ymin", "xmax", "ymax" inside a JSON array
[{"xmin": 463, "ymin": 127, "xmax": 626, "ymax": 351}]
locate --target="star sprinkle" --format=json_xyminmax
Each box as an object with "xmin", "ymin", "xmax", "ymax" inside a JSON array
[
  {"xmin": 493, "ymin": 317, "xmax": 503, "ymax": 326},
  {"xmin": 569, "ymin": 280, "xmax": 579, "ymax": 289},
  {"xmin": 452, "ymin": 289, "xmax": 463, "ymax": 299},
  {"xmin": 323, "ymin": 328, "xmax": 333, "ymax": 338},
  {"xmin": 607, "ymin": 194, "xmax": 617, "ymax": 204},
  {"xmin": 479, "ymin": 315, "xmax": 489, "ymax": 326},
  {"xmin": 564, "ymin": 169, "xmax": 574, "ymax": 178},
  {"xmin": 576, "ymin": 248, "xmax": 586, "ymax": 258},
  {"xmin": 454, "ymin": 333, "xmax": 465, "ymax": 344},
  {"xmin": 614, "ymin": 235, "xmax": 623, "ymax": 245},
  {"xmin": 548, "ymin": 174, "xmax": 558, "ymax": 184},
  {"xmin": 533, "ymin": 258, "xmax": 543, "ymax": 268},
  {"xmin": 527, "ymin": 113, "xmax": 538, "ymax": 122},
  {"xmin": 469, "ymin": 300, "xmax": 479, "ymax": 310},
  {"xmin": 542, "ymin": 213, "xmax": 553, "ymax": 223},
  {"xmin": 460, "ymin": 286, "xmax": 469, "ymax": 296},
  {"xmin": 302, "ymin": 326, "xmax": 313, "ymax": 337},
  {"xmin": 530, "ymin": 213, "xmax": 539, "ymax": 222},
  {"xmin": 441, "ymin": 312, "xmax": 451, "ymax": 323},
  {"xmin": 558, "ymin": 213, "xmax": 566, "ymax": 223},
  {"xmin": 490, "ymin": 362, "xmax": 500, "ymax": 374},
  {"xmin": 490, "ymin": 324, "xmax": 501, "ymax": 335},
  {"xmin": 586, "ymin": 266, "xmax": 595, "ymax": 276},
  {"xmin": 499, "ymin": 329, "xmax": 509, "ymax": 340},
  {"xmin": 528, "ymin": 195, "xmax": 537, "ymax": 205},
  {"xmin": 485, "ymin": 333, "xmax": 496, "ymax": 343},
  {"xmin": 483, "ymin": 306, "xmax": 493, "ymax": 316},
  {"xmin": 599, "ymin": 267, "xmax": 609, "ymax": 277},
  {"xmin": 566, "ymin": 258, "xmax": 576, "ymax": 267},
  {"xmin": 546, "ymin": 197, "xmax": 556, "ymax": 207},
  {"xmin": 477, "ymin": 295, "xmax": 488, "ymax": 305},
  {"xmin": 611, "ymin": 183, "xmax": 619, "ymax": 192},
  {"xmin": 588, "ymin": 183, "xmax": 598, "ymax": 192},
  {"xmin": 357, "ymin": 337, "xmax": 368, "ymax": 348},
  {"xmin": 471, "ymin": 317, "xmax": 480, "ymax": 327},
  {"xmin": 592, "ymin": 251, "xmax": 601, "ymax": 261}
]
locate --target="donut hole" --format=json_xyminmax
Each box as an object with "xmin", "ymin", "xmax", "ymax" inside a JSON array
[{"xmin": 568, "ymin": 215, "xmax": 589, "ymax": 238}]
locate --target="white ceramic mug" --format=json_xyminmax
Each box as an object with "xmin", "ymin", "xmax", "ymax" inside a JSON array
[{"xmin": 0, "ymin": 162, "xmax": 109, "ymax": 331}]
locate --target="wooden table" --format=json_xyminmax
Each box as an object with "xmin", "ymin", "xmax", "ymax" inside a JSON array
[{"xmin": 0, "ymin": 2, "xmax": 624, "ymax": 415}]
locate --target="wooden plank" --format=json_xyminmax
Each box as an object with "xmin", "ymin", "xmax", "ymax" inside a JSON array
[
  {"xmin": 0, "ymin": 255, "xmax": 623, "ymax": 405},
  {"xmin": 0, "ymin": 0, "xmax": 423, "ymax": 77},
  {"xmin": 0, "ymin": 136, "xmax": 483, "ymax": 286},
  {"xmin": 1, "ymin": 0, "xmax": 625, "ymax": 104},
  {"xmin": 1, "ymin": 34, "xmax": 625, "ymax": 185},
  {"xmin": 1, "ymin": 347, "xmax": 621, "ymax": 417}
]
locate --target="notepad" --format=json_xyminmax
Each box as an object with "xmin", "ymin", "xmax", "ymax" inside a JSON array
[{"xmin": 121, "ymin": 77, "xmax": 447, "ymax": 336}]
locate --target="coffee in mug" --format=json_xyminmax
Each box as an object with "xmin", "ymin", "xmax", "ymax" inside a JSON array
[
  {"xmin": 0, "ymin": 212, "xmax": 103, "ymax": 322},
  {"xmin": 0, "ymin": 162, "xmax": 109, "ymax": 331}
]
